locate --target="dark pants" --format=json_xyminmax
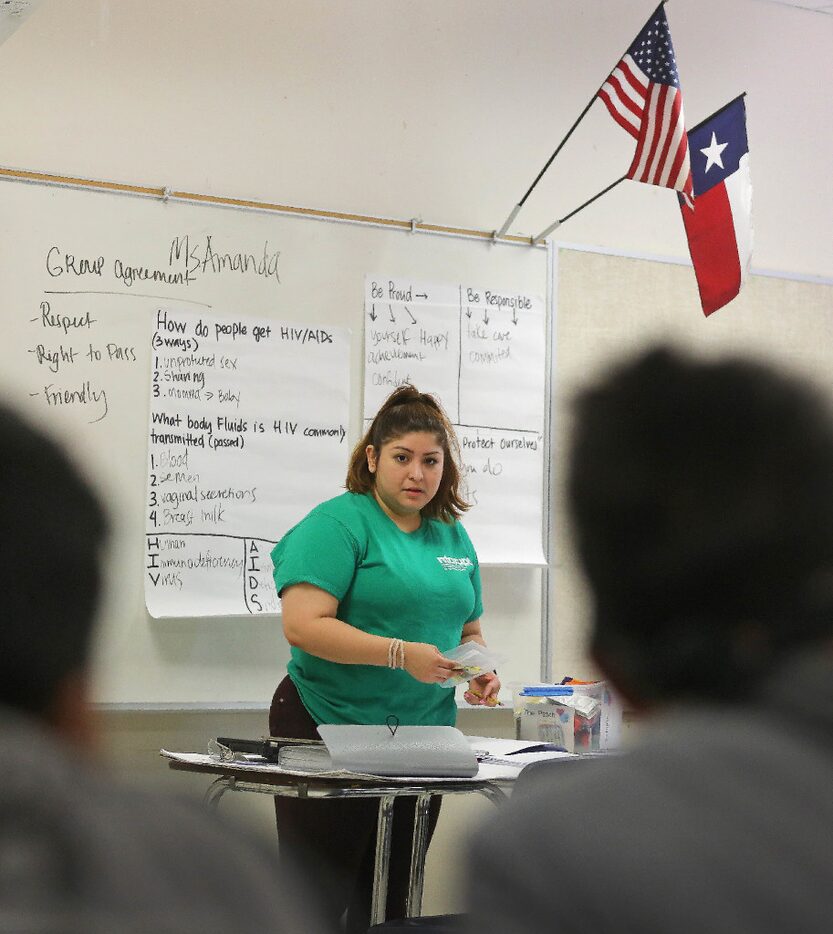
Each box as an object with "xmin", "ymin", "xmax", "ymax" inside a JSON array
[{"xmin": 269, "ymin": 676, "xmax": 442, "ymax": 934}]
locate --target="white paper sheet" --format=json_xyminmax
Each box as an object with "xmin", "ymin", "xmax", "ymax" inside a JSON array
[
  {"xmin": 145, "ymin": 308, "xmax": 350, "ymax": 617},
  {"xmin": 364, "ymin": 276, "xmax": 547, "ymax": 565},
  {"xmin": 161, "ymin": 736, "xmax": 576, "ymax": 783}
]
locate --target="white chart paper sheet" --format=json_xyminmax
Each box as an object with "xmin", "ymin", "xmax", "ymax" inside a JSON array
[
  {"xmin": 364, "ymin": 276, "xmax": 546, "ymax": 565},
  {"xmin": 145, "ymin": 308, "xmax": 350, "ymax": 617}
]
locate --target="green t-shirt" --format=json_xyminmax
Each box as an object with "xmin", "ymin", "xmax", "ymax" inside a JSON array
[{"xmin": 271, "ymin": 491, "xmax": 483, "ymax": 727}]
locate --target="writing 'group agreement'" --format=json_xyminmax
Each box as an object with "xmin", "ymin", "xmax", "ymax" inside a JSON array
[
  {"xmin": 364, "ymin": 276, "xmax": 547, "ymax": 565},
  {"xmin": 145, "ymin": 308, "xmax": 350, "ymax": 617}
]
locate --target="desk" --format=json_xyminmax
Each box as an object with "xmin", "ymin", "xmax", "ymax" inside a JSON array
[{"xmin": 163, "ymin": 750, "xmax": 518, "ymax": 925}]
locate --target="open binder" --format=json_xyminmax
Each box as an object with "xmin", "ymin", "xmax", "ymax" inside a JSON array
[{"xmin": 317, "ymin": 724, "xmax": 478, "ymax": 778}]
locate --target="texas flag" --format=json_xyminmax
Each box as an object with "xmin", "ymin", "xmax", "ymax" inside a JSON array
[{"xmin": 679, "ymin": 95, "xmax": 752, "ymax": 316}]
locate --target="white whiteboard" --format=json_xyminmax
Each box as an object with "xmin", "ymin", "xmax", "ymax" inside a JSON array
[{"xmin": 0, "ymin": 178, "xmax": 550, "ymax": 704}]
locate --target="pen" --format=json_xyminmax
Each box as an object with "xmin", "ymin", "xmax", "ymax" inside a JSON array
[{"xmin": 506, "ymin": 743, "xmax": 567, "ymax": 755}]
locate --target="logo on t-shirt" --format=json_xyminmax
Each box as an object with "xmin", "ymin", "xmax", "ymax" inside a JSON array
[{"xmin": 436, "ymin": 555, "xmax": 473, "ymax": 572}]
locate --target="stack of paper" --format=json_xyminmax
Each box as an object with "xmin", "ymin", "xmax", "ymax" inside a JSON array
[{"xmin": 277, "ymin": 744, "xmax": 334, "ymax": 772}]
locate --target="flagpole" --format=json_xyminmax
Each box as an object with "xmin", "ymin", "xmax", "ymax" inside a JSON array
[
  {"xmin": 532, "ymin": 174, "xmax": 628, "ymax": 244},
  {"xmin": 494, "ymin": 96, "xmax": 599, "ymax": 240},
  {"xmin": 493, "ymin": 1, "xmax": 666, "ymax": 240},
  {"xmin": 531, "ymin": 92, "xmax": 750, "ymax": 245}
]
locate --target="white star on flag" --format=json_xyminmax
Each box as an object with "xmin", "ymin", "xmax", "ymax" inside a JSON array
[{"xmin": 700, "ymin": 132, "xmax": 728, "ymax": 172}]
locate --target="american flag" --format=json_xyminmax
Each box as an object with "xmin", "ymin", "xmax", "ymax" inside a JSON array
[{"xmin": 598, "ymin": 5, "xmax": 693, "ymax": 203}]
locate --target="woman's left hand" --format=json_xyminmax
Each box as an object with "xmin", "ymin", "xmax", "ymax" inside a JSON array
[{"xmin": 463, "ymin": 671, "xmax": 501, "ymax": 706}]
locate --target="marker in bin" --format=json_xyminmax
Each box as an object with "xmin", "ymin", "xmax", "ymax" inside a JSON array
[{"xmin": 518, "ymin": 686, "xmax": 574, "ymax": 697}]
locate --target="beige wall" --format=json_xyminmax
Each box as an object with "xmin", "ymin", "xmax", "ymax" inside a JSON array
[{"xmin": 552, "ymin": 250, "xmax": 833, "ymax": 678}]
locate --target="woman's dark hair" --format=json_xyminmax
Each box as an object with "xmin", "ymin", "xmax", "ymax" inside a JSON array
[{"xmin": 346, "ymin": 385, "xmax": 469, "ymax": 522}]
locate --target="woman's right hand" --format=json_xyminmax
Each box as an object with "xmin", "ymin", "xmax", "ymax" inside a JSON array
[{"xmin": 403, "ymin": 642, "xmax": 464, "ymax": 684}]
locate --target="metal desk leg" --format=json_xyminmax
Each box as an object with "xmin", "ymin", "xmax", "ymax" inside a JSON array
[
  {"xmin": 478, "ymin": 784, "xmax": 509, "ymax": 807},
  {"xmin": 371, "ymin": 793, "xmax": 396, "ymax": 926},
  {"xmin": 203, "ymin": 776, "xmax": 233, "ymax": 808},
  {"xmin": 406, "ymin": 791, "xmax": 433, "ymax": 918}
]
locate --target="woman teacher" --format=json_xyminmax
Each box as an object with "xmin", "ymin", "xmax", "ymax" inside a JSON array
[{"xmin": 269, "ymin": 384, "xmax": 499, "ymax": 932}]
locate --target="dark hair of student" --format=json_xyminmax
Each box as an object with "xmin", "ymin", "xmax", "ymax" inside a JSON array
[
  {"xmin": 0, "ymin": 404, "xmax": 108, "ymax": 715},
  {"xmin": 567, "ymin": 345, "xmax": 833, "ymax": 704},
  {"xmin": 346, "ymin": 385, "xmax": 469, "ymax": 523}
]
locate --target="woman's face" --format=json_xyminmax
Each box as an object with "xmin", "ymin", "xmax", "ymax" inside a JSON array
[{"xmin": 366, "ymin": 431, "xmax": 445, "ymax": 520}]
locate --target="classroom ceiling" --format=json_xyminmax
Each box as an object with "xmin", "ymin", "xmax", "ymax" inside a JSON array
[
  {"xmin": 0, "ymin": 0, "xmax": 42, "ymax": 46},
  {"xmin": 756, "ymin": 0, "xmax": 833, "ymax": 10}
]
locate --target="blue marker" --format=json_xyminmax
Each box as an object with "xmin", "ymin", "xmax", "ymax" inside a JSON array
[{"xmin": 518, "ymin": 686, "xmax": 574, "ymax": 697}]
